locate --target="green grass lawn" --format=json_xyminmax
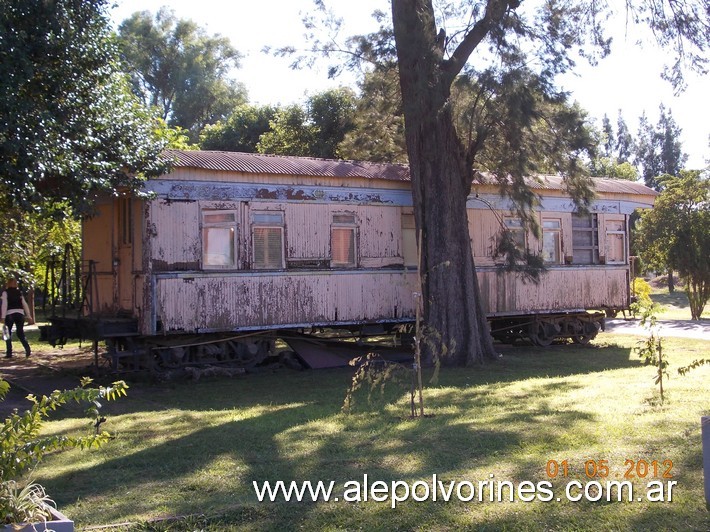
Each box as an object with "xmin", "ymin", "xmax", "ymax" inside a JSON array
[
  {"xmin": 649, "ymin": 286, "xmax": 710, "ymax": 321},
  {"xmin": 29, "ymin": 333, "xmax": 710, "ymax": 531}
]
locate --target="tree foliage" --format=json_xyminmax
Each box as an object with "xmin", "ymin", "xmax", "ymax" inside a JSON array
[
  {"xmin": 257, "ymin": 88, "xmax": 357, "ymax": 159},
  {"xmin": 200, "ymin": 104, "xmax": 278, "ymax": 152},
  {"xmin": 635, "ymin": 105, "xmax": 688, "ymax": 190},
  {"xmin": 636, "ymin": 171, "xmax": 710, "ymax": 319},
  {"xmin": 0, "ymin": 0, "xmax": 168, "ymax": 216},
  {"xmin": 117, "ymin": 8, "xmax": 247, "ymax": 140},
  {"xmin": 0, "ymin": 377, "xmax": 127, "ymax": 524},
  {"xmin": 0, "ymin": 200, "xmax": 80, "ymax": 291},
  {"xmin": 257, "ymin": 105, "xmax": 313, "ymax": 156},
  {"xmin": 589, "ymin": 111, "xmax": 638, "ymax": 180},
  {"xmin": 338, "ymin": 68, "xmax": 408, "ymax": 163}
]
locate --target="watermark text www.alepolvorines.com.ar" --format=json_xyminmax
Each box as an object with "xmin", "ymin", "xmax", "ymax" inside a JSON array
[{"xmin": 253, "ymin": 474, "xmax": 677, "ymax": 508}]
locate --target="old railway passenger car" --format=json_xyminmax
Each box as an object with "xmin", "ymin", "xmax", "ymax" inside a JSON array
[{"xmin": 51, "ymin": 150, "xmax": 656, "ymax": 369}]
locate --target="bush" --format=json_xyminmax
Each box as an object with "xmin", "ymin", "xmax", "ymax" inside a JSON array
[
  {"xmin": 0, "ymin": 377, "xmax": 127, "ymax": 525},
  {"xmin": 632, "ymin": 278, "xmax": 653, "ymax": 310}
]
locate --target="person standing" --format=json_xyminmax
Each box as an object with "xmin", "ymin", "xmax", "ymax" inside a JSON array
[{"xmin": 1, "ymin": 276, "xmax": 33, "ymax": 358}]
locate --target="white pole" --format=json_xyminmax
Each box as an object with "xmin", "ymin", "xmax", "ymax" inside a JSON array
[{"xmin": 703, "ymin": 416, "xmax": 710, "ymax": 510}]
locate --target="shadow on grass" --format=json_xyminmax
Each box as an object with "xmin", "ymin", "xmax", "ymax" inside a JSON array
[
  {"xmin": 651, "ymin": 291, "xmax": 690, "ymax": 309},
  {"xmin": 39, "ymin": 368, "xmax": 602, "ymax": 527},
  {"xmin": 28, "ymin": 340, "xmax": 651, "ymax": 528}
]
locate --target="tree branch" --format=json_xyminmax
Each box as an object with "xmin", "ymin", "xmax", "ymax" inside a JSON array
[{"xmin": 442, "ymin": 0, "xmax": 514, "ymax": 85}]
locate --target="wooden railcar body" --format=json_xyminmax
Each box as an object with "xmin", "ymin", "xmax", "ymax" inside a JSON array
[{"xmin": 51, "ymin": 150, "xmax": 656, "ymax": 369}]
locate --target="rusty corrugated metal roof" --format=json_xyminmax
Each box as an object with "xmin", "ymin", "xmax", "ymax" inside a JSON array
[
  {"xmin": 529, "ymin": 174, "xmax": 658, "ymax": 196},
  {"xmin": 474, "ymin": 172, "xmax": 657, "ymax": 196},
  {"xmin": 163, "ymin": 149, "xmax": 411, "ymax": 181},
  {"xmin": 164, "ymin": 150, "xmax": 657, "ymax": 196}
]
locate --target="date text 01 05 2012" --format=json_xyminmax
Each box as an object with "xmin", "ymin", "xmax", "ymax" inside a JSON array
[{"xmin": 545, "ymin": 459, "xmax": 673, "ymax": 479}]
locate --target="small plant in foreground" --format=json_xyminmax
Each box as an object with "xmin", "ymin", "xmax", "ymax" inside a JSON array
[
  {"xmin": 677, "ymin": 358, "xmax": 710, "ymax": 376},
  {"xmin": 632, "ymin": 286, "xmax": 667, "ymax": 404},
  {"xmin": 342, "ymin": 353, "xmax": 412, "ymax": 414},
  {"xmin": 0, "ymin": 377, "xmax": 128, "ymax": 525},
  {"xmin": 0, "ymin": 481, "xmax": 55, "ymax": 525}
]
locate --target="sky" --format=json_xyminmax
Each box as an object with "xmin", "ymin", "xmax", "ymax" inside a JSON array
[{"xmin": 110, "ymin": 0, "xmax": 710, "ymax": 169}]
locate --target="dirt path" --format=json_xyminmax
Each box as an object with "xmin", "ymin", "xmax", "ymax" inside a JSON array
[{"xmin": 0, "ymin": 347, "xmax": 96, "ymax": 417}]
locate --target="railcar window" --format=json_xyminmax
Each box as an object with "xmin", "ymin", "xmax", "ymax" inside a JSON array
[
  {"xmin": 202, "ymin": 210, "xmax": 237, "ymax": 268},
  {"xmin": 504, "ymin": 218, "xmax": 526, "ymax": 250},
  {"xmin": 331, "ymin": 213, "xmax": 357, "ymax": 268},
  {"xmin": 541, "ymin": 219, "xmax": 562, "ymax": 263},
  {"xmin": 572, "ymin": 213, "xmax": 599, "ymax": 264},
  {"xmin": 252, "ymin": 211, "xmax": 284, "ymax": 269}
]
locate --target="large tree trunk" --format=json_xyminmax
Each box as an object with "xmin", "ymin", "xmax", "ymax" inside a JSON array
[{"xmin": 392, "ymin": 0, "xmax": 498, "ymax": 365}]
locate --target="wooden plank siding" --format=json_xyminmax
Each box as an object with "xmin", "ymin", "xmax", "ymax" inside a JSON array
[
  {"xmin": 152, "ymin": 266, "xmax": 628, "ymax": 334},
  {"xmin": 477, "ymin": 266, "xmax": 628, "ymax": 316},
  {"xmin": 154, "ymin": 270, "xmax": 417, "ymax": 333}
]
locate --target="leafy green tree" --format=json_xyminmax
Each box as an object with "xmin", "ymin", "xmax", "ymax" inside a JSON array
[
  {"xmin": 0, "ymin": 0, "xmax": 168, "ymax": 216},
  {"xmin": 117, "ymin": 8, "xmax": 247, "ymax": 140},
  {"xmin": 257, "ymin": 105, "xmax": 313, "ymax": 156},
  {"xmin": 339, "ymin": 68, "xmax": 408, "ymax": 163},
  {"xmin": 200, "ymin": 104, "xmax": 278, "ymax": 152},
  {"xmin": 308, "ymin": 88, "xmax": 358, "ymax": 158},
  {"xmin": 635, "ymin": 104, "xmax": 690, "ymax": 291},
  {"xmin": 156, "ymin": 122, "xmax": 200, "ymax": 151},
  {"xmin": 285, "ymin": 1, "xmax": 708, "ymax": 365},
  {"xmin": 590, "ymin": 111, "xmax": 637, "ymax": 179},
  {"xmin": 590, "ymin": 158, "xmax": 639, "ymax": 180},
  {"xmin": 0, "ymin": 377, "xmax": 127, "ymax": 525},
  {"xmin": 601, "ymin": 115, "xmax": 615, "ymax": 159},
  {"xmin": 343, "ymin": 61, "xmax": 595, "ymax": 178},
  {"xmin": 599, "ymin": 112, "xmax": 635, "ymax": 164},
  {"xmin": 636, "ymin": 171, "xmax": 710, "ymax": 319},
  {"xmin": 616, "ymin": 112, "xmax": 635, "ymax": 163},
  {"xmin": 257, "ymin": 88, "xmax": 356, "ymax": 158},
  {"xmin": 635, "ymin": 105, "xmax": 688, "ymax": 190},
  {"xmin": 0, "ymin": 200, "xmax": 80, "ymax": 296}
]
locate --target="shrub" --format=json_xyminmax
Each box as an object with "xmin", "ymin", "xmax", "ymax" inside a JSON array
[
  {"xmin": 0, "ymin": 377, "xmax": 128, "ymax": 525},
  {"xmin": 632, "ymin": 277, "xmax": 653, "ymax": 310}
]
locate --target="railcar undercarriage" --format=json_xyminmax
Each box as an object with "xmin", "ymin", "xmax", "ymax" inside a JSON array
[
  {"xmin": 40, "ymin": 309, "xmax": 609, "ymax": 378},
  {"xmin": 490, "ymin": 311, "xmax": 605, "ymax": 347}
]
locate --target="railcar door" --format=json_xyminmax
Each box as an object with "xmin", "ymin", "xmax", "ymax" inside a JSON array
[{"xmin": 116, "ymin": 197, "xmax": 135, "ymax": 312}]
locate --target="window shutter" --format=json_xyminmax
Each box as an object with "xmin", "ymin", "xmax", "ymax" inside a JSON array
[{"xmin": 254, "ymin": 227, "xmax": 283, "ymax": 269}]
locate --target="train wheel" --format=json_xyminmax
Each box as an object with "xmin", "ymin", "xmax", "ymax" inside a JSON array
[
  {"xmin": 528, "ymin": 320, "xmax": 556, "ymax": 347},
  {"xmin": 571, "ymin": 320, "xmax": 599, "ymax": 345},
  {"xmin": 225, "ymin": 339, "xmax": 271, "ymax": 368}
]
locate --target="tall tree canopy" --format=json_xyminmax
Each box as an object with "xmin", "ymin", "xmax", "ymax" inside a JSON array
[
  {"xmin": 200, "ymin": 104, "xmax": 279, "ymax": 153},
  {"xmin": 589, "ymin": 112, "xmax": 638, "ymax": 180},
  {"xmin": 635, "ymin": 104, "xmax": 689, "ymax": 190},
  {"xmin": 256, "ymin": 88, "xmax": 357, "ymax": 159},
  {"xmin": 338, "ymin": 68, "xmax": 408, "ymax": 163},
  {"xmin": 0, "ymin": 0, "xmax": 167, "ymax": 216},
  {"xmin": 117, "ymin": 8, "xmax": 247, "ymax": 140},
  {"xmin": 636, "ymin": 171, "xmax": 710, "ymax": 320},
  {"xmin": 289, "ymin": 0, "xmax": 709, "ymax": 365}
]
